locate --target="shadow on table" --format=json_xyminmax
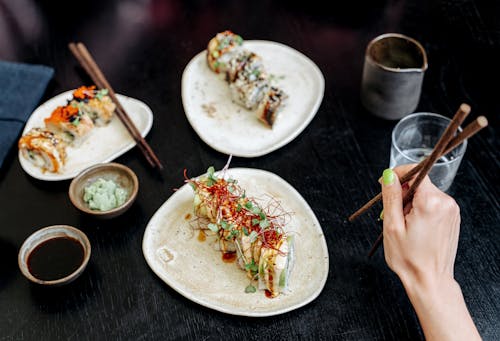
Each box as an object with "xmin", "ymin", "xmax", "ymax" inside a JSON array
[
  {"xmin": 0, "ymin": 238, "xmax": 18, "ymax": 290},
  {"xmin": 283, "ymin": 0, "xmax": 389, "ymax": 28}
]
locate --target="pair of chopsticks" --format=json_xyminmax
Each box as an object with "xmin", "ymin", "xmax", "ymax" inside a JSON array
[
  {"xmin": 348, "ymin": 104, "xmax": 488, "ymax": 257},
  {"xmin": 68, "ymin": 42, "xmax": 163, "ymax": 170}
]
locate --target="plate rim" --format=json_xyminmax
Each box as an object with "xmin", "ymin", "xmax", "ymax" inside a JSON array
[
  {"xmin": 142, "ymin": 167, "xmax": 329, "ymax": 317},
  {"xmin": 18, "ymin": 90, "xmax": 154, "ymax": 181},
  {"xmin": 181, "ymin": 40, "xmax": 325, "ymax": 158}
]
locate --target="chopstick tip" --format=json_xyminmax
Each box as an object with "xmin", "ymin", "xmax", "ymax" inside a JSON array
[
  {"xmin": 477, "ymin": 116, "xmax": 488, "ymax": 127},
  {"xmin": 460, "ymin": 103, "xmax": 471, "ymax": 114}
]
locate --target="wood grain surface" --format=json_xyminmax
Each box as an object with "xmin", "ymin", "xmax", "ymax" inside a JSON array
[{"xmin": 0, "ymin": 0, "xmax": 498, "ymax": 340}]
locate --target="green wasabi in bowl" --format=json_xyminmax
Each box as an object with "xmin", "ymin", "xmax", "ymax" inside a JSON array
[{"xmin": 83, "ymin": 178, "xmax": 128, "ymax": 211}]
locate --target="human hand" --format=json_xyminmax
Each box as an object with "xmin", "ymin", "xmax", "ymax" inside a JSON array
[
  {"xmin": 380, "ymin": 165, "xmax": 460, "ymax": 290},
  {"xmin": 380, "ymin": 165, "xmax": 480, "ymax": 340}
]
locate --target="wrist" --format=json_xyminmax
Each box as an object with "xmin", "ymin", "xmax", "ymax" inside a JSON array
[
  {"xmin": 399, "ymin": 273, "xmax": 481, "ymax": 340},
  {"xmin": 400, "ymin": 272, "xmax": 458, "ymax": 304}
]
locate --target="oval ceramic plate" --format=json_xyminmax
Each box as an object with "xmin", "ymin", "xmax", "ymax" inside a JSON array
[
  {"xmin": 142, "ymin": 168, "xmax": 329, "ymax": 317},
  {"xmin": 181, "ymin": 40, "xmax": 325, "ymax": 157},
  {"xmin": 19, "ymin": 90, "xmax": 153, "ymax": 181}
]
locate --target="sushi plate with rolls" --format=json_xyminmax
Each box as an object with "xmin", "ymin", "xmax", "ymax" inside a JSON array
[
  {"xmin": 181, "ymin": 31, "xmax": 325, "ymax": 157},
  {"xmin": 142, "ymin": 167, "xmax": 329, "ymax": 317},
  {"xmin": 18, "ymin": 88, "xmax": 153, "ymax": 181}
]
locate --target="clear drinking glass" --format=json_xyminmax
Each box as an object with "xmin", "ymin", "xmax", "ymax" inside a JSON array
[{"xmin": 390, "ymin": 112, "xmax": 467, "ymax": 191}]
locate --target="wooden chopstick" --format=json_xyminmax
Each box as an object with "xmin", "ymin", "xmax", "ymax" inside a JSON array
[
  {"xmin": 68, "ymin": 43, "xmax": 155, "ymax": 168},
  {"xmin": 75, "ymin": 42, "xmax": 163, "ymax": 169},
  {"xmin": 68, "ymin": 42, "xmax": 163, "ymax": 170},
  {"xmin": 367, "ymin": 104, "xmax": 471, "ymax": 257},
  {"xmin": 348, "ymin": 115, "xmax": 488, "ymax": 222}
]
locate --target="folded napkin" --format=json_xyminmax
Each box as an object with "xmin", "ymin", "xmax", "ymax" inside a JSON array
[{"xmin": 0, "ymin": 61, "xmax": 54, "ymax": 170}]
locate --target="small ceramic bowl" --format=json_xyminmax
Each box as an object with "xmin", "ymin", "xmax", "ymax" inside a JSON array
[
  {"xmin": 69, "ymin": 162, "xmax": 139, "ymax": 219},
  {"xmin": 18, "ymin": 225, "xmax": 91, "ymax": 286}
]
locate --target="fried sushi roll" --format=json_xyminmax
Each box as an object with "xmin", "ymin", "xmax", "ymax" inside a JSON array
[
  {"xmin": 187, "ymin": 166, "xmax": 294, "ymax": 298},
  {"xmin": 18, "ymin": 128, "xmax": 67, "ymax": 173},
  {"xmin": 255, "ymin": 86, "xmax": 287, "ymax": 128},
  {"xmin": 207, "ymin": 31, "xmax": 244, "ymax": 74},
  {"xmin": 44, "ymin": 105, "xmax": 94, "ymax": 146},
  {"xmin": 258, "ymin": 235, "xmax": 294, "ymax": 298},
  {"xmin": 70, "ymin": 86, "xmax": 115, "ymax": 126}
]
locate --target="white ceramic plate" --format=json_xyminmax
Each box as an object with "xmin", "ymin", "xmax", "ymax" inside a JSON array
[
  {"xmin": 142, "ymin": 168, "xmax": 329, "ymax": 317},
  {"xmin": 181, "ymin": 40, "xmax": 325, "ymax": 157},
  {"xmin": 19, "ymin": 90, "xmax": 153, "ymax": 181}
]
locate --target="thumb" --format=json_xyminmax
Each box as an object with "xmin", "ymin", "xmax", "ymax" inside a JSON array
[{"xmin": 381, "ymin": 168, "xmax": 405, "ymax": 235}]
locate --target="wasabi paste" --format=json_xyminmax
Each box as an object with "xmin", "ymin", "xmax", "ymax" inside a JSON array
[{"xmin": 83, "ymin": 178, "xmax": 128, "ymax": 211}]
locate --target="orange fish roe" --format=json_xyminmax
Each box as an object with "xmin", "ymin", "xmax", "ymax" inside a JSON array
[
  {"xmin": 73, "ymin": 85, "xmax": 96, "ymax": 100},
  {"xmin": 44, "ymin": 105, "xmax": 79, "ymax": 124}
]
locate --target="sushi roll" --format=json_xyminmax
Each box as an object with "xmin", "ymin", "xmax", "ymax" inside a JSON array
[
  {"xmin": 18, "ymin": 128, "xmax": 67, "ymax": 173},
  {"xmin": 207, "ymin": 31, "xmax": 244, "ymax": 74},
  {"xmin": 258, "ymin": 235, "xmax": 294, "ymax": 297},
  {"xmin": 187, "ymin": 166, "xmax": 294, "ymax": 298},
  {"xmin": 44, "ymin": 105, "xmax": 94, "ymax": 146},
  {"xmin": 70, "ymin": 86, "xmax": 115, "ymax": 126},
  {"xmin": 225, "ymin": 50, "xmax": 264, "ymax": 83},
  {"xmin": 229, "ymin": 70, "xmax": 269, "ymax": 110},
  {"xmin": 255, "ymin": 86, "xmax": 287, "ymax": 128}
]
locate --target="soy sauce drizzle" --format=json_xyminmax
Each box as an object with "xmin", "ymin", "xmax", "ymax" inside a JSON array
[
  {"xmin": 222, "ymin": 252, "xmax": 237, "ymax": 263},
  {"xmin": 28, "ymin": 237, "xmax": 84, "ymax": 281}
]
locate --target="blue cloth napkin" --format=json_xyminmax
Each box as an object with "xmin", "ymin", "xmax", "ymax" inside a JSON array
[{"xmin": 0, "ymin": 61, "xmax": 54, "ymax": 169}]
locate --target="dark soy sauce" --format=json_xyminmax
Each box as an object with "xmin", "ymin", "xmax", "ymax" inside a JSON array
[{"xmin": 28, "ymin": 237, "xmax": 84, "ymax": 281}]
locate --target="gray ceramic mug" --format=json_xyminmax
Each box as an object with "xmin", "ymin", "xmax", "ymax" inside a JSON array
[{"xmin": 361, "ymin": 33, "xmax": 428, "ymax": 120}]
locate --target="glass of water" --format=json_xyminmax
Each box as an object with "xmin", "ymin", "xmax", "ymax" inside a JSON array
[{"xmin": 390, "ymin": 112, "xmax": 467, "ymax": 191}]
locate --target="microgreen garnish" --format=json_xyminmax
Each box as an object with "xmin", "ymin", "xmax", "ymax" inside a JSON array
[
  {"xmin": 220, "ymin": 220, "xmax": 231, "ymax": 230},
  {"xmin": 259, "ymin": 219, "xmax": 270, "ymax": 228},
  {"xmin": 207, "ymin": 223, "xmax": 219, "ymax": 232},
  {"xmin": 251, "ymin": 218, "xmax": 260, "ymax": 226},
  {"xmin": 245, "ymin": 201, "xmax": 253, "ymax": 210},
  {"xmin": 96, "ymin": 88, "xmax": 108, "ymax": 100},
  {"xmin": 269, "ymin": 74, "xmax": 286, "ymax": 82},
  {"xmin": 205, "ymin": 166, "xmax": 218, "ymax": 186},
  {"xmin": 249, "ymin": 231, "xmax": 258, "ymax": 243},
  {"xmin": 71, "ymin": 117, "xmax": 80, "ymax": 126},
  {"xmin": 245, "ymin": 259, "xmax": 258, "ymax": 272},
  {"xmin": 226, "ymin": 229, "xmax": 239, "ymax": 240},
  {"xmin": 245, "ymin": 284, "xmax": 256, "ymax": 293},
  {"xmin": 242, "ymin": 227, "xmax": 249, "ymax": 236},
  {"xmin": 236, "ymin": 203, "xmax": 242, "ymax": 212},
  {"xmin": 251, "ymin": 69, "xmax": 261, "ymax": 78}
]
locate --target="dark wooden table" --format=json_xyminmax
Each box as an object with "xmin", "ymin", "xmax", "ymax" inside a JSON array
[{"xmin": 1, "ymin": 0, "xmax": 498, "ymax": 340}]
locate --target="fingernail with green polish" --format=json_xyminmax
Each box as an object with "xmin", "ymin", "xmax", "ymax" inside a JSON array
[
  {"xmin": 382, "ymin": 168, "xmax": 395, "ymax": 185},
  {"xmin": 379, "ymin": 210, "xmax": 384, "ymax": 221}
]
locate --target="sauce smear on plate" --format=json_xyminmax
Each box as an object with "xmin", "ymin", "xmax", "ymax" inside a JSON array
[
  {"xmin": 28, "ymin": 237, "xmax": 84, "ymax": 281},
  {"xmin": 222, "ymin": 252, "xmax": 237, "ymax": 263},
  {"xmin": 197, "ymin": 230, "xmax": 206, "ymax": 242}
]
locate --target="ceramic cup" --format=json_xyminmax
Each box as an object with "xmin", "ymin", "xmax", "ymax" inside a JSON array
[{"xmin": 361, "ymin": 33, "xmax": 428, "ymax": 120}]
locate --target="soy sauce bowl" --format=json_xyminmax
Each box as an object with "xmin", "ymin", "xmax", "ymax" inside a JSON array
[
  {"xmin": 69, "ymin": 162, "xmax": 139, "ymax": 219},
  {"xmin": 18, "ymin": 225, "xmax": 91, "ymax": 286}
]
